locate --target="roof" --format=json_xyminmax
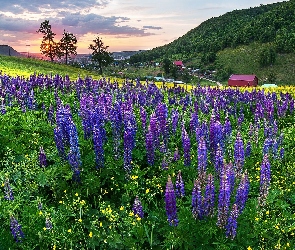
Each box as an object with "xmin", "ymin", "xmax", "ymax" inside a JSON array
[
  {"xmin": 174, "ymin": 60, "xmax": 184, "ymax": 66},
  {"xmin": 261, "ymin": 84, "xmax": 278, "ymax": 88},
  {"xmin": 229, "ymin": 75, "xmax": 257, "ymax": 81}
]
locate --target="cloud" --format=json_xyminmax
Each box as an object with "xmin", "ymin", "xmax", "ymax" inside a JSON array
[
  {"xmin": 0, "ymin": 11, "xmax": 154, "ymax": 39},
  {"xmin": 0, "ymin": 14, "xmax": 39, "ymax": 33},
  {"xmin": 143, "ymin": 26, "xmax": 162, "ymax": 30},
  {"xmin": 60, "ymin": 13, "xmax": 154, "ymax": 36},
  {"xmin": 0, "ymin": 0, "xmax": 110, "ymax": 13}
]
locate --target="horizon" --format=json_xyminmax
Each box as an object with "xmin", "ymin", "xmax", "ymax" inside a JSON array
[{"xmin": 0, "ymin": 0, "xmax": 287, "ymax": 54}]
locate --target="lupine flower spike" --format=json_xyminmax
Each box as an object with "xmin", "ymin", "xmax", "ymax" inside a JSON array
[
  {"xmin": 165, "ymin": 175, "xmax": 178, "ymax": 226},
  {"xmin": 133, "ymin": 196, "xmax": 144, "ymax": 219}
]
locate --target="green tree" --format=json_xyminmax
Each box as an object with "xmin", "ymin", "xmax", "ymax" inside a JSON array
[
  {"xmin": 162, "ymin": 58, "xmax": 172, "ymax": 75},
  {"xmin": 88, "ymin": 36, "xmax": 113, "ymax": 75},
  {"xmin": 58, "ymin": 30, "xmax": 78, "ymax": 64},
  {"xmin": 37, "ymin": 20, "xmax": 57, "ymax": 62},
  {"xmin": 259, "ymin": 46, "xmax": 276, "ymax": 67}
]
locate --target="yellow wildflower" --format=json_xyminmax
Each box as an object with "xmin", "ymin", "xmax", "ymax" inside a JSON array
[
  {"xmin": 266, "ymin": 211, "xmax": 269, "ymax": 215},
  {"xmin": 247, "ymin": 247, "xmax": 252, "ymax": 250},
  {"xmin": 120, "ymin": 206, "xmax": 124, "ymax": 211},
  {"xmin": 39, "ymin": 211, "xmax": 43, "ymax": 215},
  {"xmin": 68, "ymin": 229, "xmax": 72, "ymax": 233},
  {"xmin": 129, "ymin": 211, "xmax": 134, "ymax": 217},
  {"xmin": 146, "ymin": 189, "xmax": 150, "ymax": 194},
  {"xmin": 89, "ymin": 231, "xmax": 93, "ymax": 238},
  {"xmin": 43, "ymin": 227, "xmax": 47, "ymax": 231},
  {"xmin": 255, "ymin": 217, "xmax": 259, "ymax": 221},
  {"xmin": 78, "ymin": 218, "xmax": 82, "ymax": 222},
  {"xmin": 59, "ymin": 201, "xmax": 63, "ymax": 204},
  {"xmin": 100, "ymin": 222, "xmax": 103, "ymax": 227},
  {"xmin": 75, "ymin": 193, "xmax": 79, "ymax": 196}
]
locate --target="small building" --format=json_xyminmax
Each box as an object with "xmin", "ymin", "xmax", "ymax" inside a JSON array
[
  {"xmin": 174, "ymin": 60, "xmax": 184, "ymax": 68},
  {"xmin": 228, "ymin": 74, "xmax": 258, "ymax": 87}
]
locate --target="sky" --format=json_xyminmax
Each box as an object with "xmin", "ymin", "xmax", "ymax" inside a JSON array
[{"xmin": 0, "ymin": 0, "xmax": 287, "ymax": 54}]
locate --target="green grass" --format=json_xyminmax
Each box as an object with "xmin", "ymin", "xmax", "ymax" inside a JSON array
[
  {"xmin": 0, "ymin": 55, "xmax": 101, "ymax": 79},
  {"xmin": 216, "ymin": 43, "xmax": 295, "ymax": 85}
]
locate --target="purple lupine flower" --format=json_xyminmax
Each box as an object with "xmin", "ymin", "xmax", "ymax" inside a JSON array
[
  {"xmin": 280, "ymin": 147, "xmax": 284, "ymax": 159},
  {"xmin": 47, "ymin": 104, "xmax": 54, "ymax": 125},
  {"xmin": 258, "ymin": 154, "xmax": 271, "ymax": 206},
  {"xmin": 39, "ymin": 146, "xmax": 47, "ymax": 168},
  {"xmin": 68, "ymin": 150, "xmax": 81, "ymax": 182},
  {"xmin": 263, "ymin": 137, "xmax": 272, "ymax": 156},
  {"xmin": 140, "ymin": 106, "xmax": 147, "ymax": 133},
  {"xmin": 272, "ymin": 138, "xmax": 279, "ymax": 158},
  {"xmin": 214, "ymin": 144, "xmax": 223, "ymax": 175},
  {"xmin": 182, "ymin": 125, "xmax": 191, "ymax": 166},
  {"xmin": 4, "ymin": 179, "xmax": 14, "ymax": 201},
  {"xmin": 223, "ymin": 115, "xmax": 232, "ymax": 139},
  {"xmin": 217, "ymin": 172, "xmax": 231, "ymax": 228},
  {"xmin": 161, "ymin": 157, "xmax": 169, "ymax": 170},
  {"xmin": 145, "ymin": 126, "xmax": 155, "ymax": 166},
  {"xmin": 165, "ymin": 176, "xmax": 178, "ymax": 226},
  {"xmin": 204, "ymin": 174, "xmax": 215, "ymax": 217},
  {"xmin": 198, "ymin": 136, "xmax": 207, "ymax": 181},
  {"xmin": 10, "ymin": 216, "xmax": 25, "ymax": 242},
  {"xmin": 234, "ymin": 132, "xmax": 245, "ymax": 176},
  {"xmin": 235, "ymin": 172, "xmax": 250, "ymax": 214},
  {"xmin": 54, "ymin": 126, "xmax": 66, "ymax": 159},
  {"xmin": 190, "ymin": 112, "xmax": 199, "ymax": 133},
  {"xmin": 67, "ymin": 121, "xmax": 82, "ymax": 181},
  {"xmin": 225, "ymin": 162, "xmax": 235, "ymax": 194},
  {"xmin": 225, "ymin": 204, "xmax": 239, "ymax": 239},
  {"xmin": 245, "ymin": 141, "xmax": 251, "ymax": 158},
  {"xmin": 209, "ymin": 114, "xmax": 224, "ymax": 156},
  {"xmin": 45, "ymin": 217, "xmax": 53, "ymax": 230},
  {"xmin": 156, "ymin": 102, "xmax": 168, "ymax": 138},
  {"xmin": 192, "ymin": 179, "xmax": 204, "ymax": 220},
  {"xmin": 93, "ymin": 124, "xmax": 105, "ymax": 169},
  {"xmin": 290, "ymin": 99, "xmax": 294, "ymax": 114},
  {"xmin": 123, "ymin": 121, "xmax": 135, "ymax": 174},
  {"xmin": 173, "ymin": 148, "xmax": 180, "ymax": 162},
  {"xmin": 171, "ymin": 109, "xmax": 179, "ymax": 134},
  {"xmin": 175, "ymin": 171, "xmax": 185, "ymax": 197},
  {"xmin": 1, "ymin": 99, "xmax": 6, "ymax": 114},
  {"xmin": 149, "ymin": 112, "xmax": 160, "ymax": 149},
  {"xmin": 133, "ymin": 196, "xmax": 144, "ymax": 219}
]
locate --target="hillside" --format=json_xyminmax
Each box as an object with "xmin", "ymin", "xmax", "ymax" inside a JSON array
[
  {"xmin": 0, "ymin": 55, "xmax": 101, "ymax": 79},
  {"xmin": 0, "ymin": 45, "xmax": 21, "ymax": 57},
  {"xmin": 129, "ymin": 0, "xmax": 295, "ymax": 84}
]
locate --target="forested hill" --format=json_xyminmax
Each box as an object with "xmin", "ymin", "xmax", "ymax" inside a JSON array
[{"xmin": 129, "ymin": 0, "xmax": 295, "ymax": 64}]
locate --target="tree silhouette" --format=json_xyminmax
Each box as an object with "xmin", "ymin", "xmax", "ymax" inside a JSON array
[
  {"xmin": 88, "ymin": 36, "xmax": 113, "ymax": 75},
  {"xmin": 37, "ymin": 20, "xmax": 57, "ymax": 62},
  {"xmin": 59, "ymin": 30, "xmax": 77, "ymax": 64}
]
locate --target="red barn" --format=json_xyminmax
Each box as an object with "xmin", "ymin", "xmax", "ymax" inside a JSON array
[{"xmin": 228, "ymin": 74, "xmax": 258, "ymax": 87}]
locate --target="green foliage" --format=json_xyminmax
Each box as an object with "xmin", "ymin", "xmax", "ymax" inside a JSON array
[
  {"xmin": 58, "ymin": 30, "xmax": 78, "ymax": 65},
  {"xmin": 37, "ymin": 20, "xmax": 58, "ymax": 62},
  {"xmin": 88, "ymin": 36, "xmax": 113, "ymax": 75},
  {"xmin": 129, "ymin": 1, "xmax": 295, "ymax": 82}
]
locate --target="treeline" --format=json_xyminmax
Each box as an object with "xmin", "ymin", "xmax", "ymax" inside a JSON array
[{"xmin": 129, "ymin": 0, "xmax": 295, "ymax": 64}]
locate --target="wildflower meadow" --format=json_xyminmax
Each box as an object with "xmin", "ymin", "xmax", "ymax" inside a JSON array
[{"xmin": 0, "ymin": 73, "xmax": 295, "ymax": 249}]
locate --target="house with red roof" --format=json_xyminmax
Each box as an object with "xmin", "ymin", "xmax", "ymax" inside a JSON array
[
  {"xmin": 173, "ymin": 60, "xmax": 184, "ymax": 68},
  {"xmin": 228, "ymin": 74, "xmax": 258, "ymax": 87}
]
